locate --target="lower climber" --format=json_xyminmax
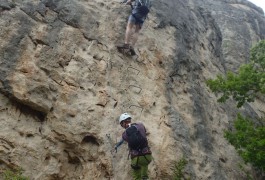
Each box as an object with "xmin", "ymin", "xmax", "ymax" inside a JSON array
[{"xmin": 114, "ymin": 113, "xmax": 152, "ymax": 180}]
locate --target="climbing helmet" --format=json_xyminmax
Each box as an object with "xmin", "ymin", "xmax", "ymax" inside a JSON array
[{"xmin": 119, "ymin": 113, "xmax": 131, "ymax": 124}]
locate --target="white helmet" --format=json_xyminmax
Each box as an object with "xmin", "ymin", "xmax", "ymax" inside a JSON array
[{"xmin": 119, "ymin": 113, "xmax": 131, "ymax": 124}]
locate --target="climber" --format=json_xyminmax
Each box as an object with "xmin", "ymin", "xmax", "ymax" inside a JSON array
[
  {"xmin": 114, "ymin": 113, "xmax": 152, "ymax": 180},
  {"xmin": 117, "ymin": 0, "xmax": 151, "ymax": 56}
]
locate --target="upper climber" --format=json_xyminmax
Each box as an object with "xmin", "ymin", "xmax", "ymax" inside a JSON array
[{"xmin": 117, "ymin": 0, "xmax": 151, "ymax": 56}]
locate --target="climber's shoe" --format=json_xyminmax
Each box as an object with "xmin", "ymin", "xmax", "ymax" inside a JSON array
[
  {"xmin": 117, "ymin": 44, "xmax": 136, "ymax": 56},
  {"xmin": 117, "ymin": 43, "xmax": 130, "ymax": 54},
  {"xmin": 129, "ymin": 47, "xmax": 136, "ymax": 56}
]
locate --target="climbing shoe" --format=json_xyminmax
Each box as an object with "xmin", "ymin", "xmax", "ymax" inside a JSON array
[
  {"xmin": 129, "ymin": 47, "xmax": 136, "ymax": 56},
  {"xmin": 117, "ymin": 44, "xmax": 136, "ymax": 56},
  {"xmin": 117, "ymin": 43, "xmax": 130, "ymax": 53}
]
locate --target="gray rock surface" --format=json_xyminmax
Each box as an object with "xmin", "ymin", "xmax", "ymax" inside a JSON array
[{"xmin": 0, "ymin": 0, "xmax": 264, "ymax": 179}]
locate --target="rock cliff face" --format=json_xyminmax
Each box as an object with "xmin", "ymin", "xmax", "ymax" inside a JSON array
[{"xmin": 0, "ymin": 0, "xmax": 264, "ymax": 179}]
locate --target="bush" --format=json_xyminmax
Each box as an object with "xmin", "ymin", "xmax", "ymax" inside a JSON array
[
  {"xmin": 172, "ymin": 157, "xmax": 190, "ymax": 180},
  {"xmin": 3, "ymin": 169, "xmax": 29, "ymax": 180},
  {"xmin": 224, "ymin": 114, "xmax": 265, "ymax": 171},
  {"xmin": 206, "ymin": 40, "xmax": 265, "ymax": 108},
  {"xmin": 206, "ymin": 40, "xmax": 265, "ymax": 174}
]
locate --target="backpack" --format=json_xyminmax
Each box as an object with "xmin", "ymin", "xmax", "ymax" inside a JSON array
[
  {"xmin": 126, "ymin": 124, "xmax": 147, "ymax": 151},
  {"xmin": 132, "ymin": 0, "xmax": 151, "ymax": 21}
]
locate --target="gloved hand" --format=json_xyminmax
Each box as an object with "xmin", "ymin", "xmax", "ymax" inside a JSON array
[{"xmin": 110, "ymin": 146, "xmax": 117, "ymax": 154}]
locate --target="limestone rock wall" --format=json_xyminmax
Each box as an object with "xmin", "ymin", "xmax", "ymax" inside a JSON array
[{"xmin": 0, "ymin": 0, "xmax": 264, "ymax": 179}]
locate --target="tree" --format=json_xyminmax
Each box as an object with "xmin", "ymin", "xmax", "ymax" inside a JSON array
[
  {"xmin": 224, "ymin": 114, "xmax": 265, "ymax": 170},
  {"xmin": 206, "ymin": 40, "xmax": 265, "ymax": 172},
  {"xmin": 207, "ymin": 40, "xmax": 265, "ymax": 108}
]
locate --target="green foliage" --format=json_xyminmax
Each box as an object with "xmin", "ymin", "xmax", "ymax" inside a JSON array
[
  {"xmin": 207, "ymin": 40, "xmax": 265, "ymax": 175},
  {"xmin": 3, "ymin": 169, "xmax": 29, "ymax": 180},
  {"xmin": 250, "ymin": 40, "xmax": 265, "ymax": 70},
  {"xmin": 206, "ymin": 40, "xmax": 265, "ymax": 107},
  {"xmin": 172, "ymin": 157, "xmax": 189, "ymax": 180},
  {"xmin": 224, "ymin": 114, "xmax": 265, "ymax": 171}
]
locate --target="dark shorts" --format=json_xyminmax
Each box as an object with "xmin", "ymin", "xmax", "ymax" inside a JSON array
[{"xmin": 128, "ymin": 14, "xmax": 146, "ymax": 27}]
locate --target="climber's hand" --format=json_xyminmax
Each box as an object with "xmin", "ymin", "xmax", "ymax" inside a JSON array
[{"xmin": 125, "ymin": 0, "xmax": 132, "ymax": 5}]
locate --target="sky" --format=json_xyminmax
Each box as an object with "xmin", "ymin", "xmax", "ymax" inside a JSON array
[{"xmin": 248, "ymin": 0, "xmax": 265, "ymax": 13}]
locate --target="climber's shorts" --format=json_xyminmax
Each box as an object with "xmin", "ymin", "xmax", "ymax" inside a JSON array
[{"xmin": 128, "ymin": 14, "xmax": 146, "ymax": 28}]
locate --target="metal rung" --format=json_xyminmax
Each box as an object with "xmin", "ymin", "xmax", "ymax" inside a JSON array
[
  {"xmin": 127, "ymin": 67, "xmax": 140, "ymax": 75},
  {"xmin": 129, "ymin": 105, "xmax": 143, "ymax": 112},
  {"xmin": 128, "ymin": 85, "xmax": 142, "ymax": 94},
  {"xmin": 106, "ymin": 134, "xmax": 111, "ymax": 139}
]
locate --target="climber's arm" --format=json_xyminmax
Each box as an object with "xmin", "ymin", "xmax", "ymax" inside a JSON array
[{"xmin": 114, "ymin": 139, "xmax": 124, "ymax": 151}]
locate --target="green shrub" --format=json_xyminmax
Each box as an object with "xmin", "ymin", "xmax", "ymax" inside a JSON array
[
  {"xmin": 206, "ymin": 40, "xmax": 265, "ymax": 108},
  {"xmin": 3, "ymin": 169, "xmax": 29, "ymax": 180},
  {"xmin": 224, "ymin": 114, "xmax": 265, "ymax": 171},
  {"xmin": 172, "ymin": 157, "xmax": 189, "ymax": 180},
  {"xmin": 206, "ymin": 40, "xmax": 265, "ymax": 174}
]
